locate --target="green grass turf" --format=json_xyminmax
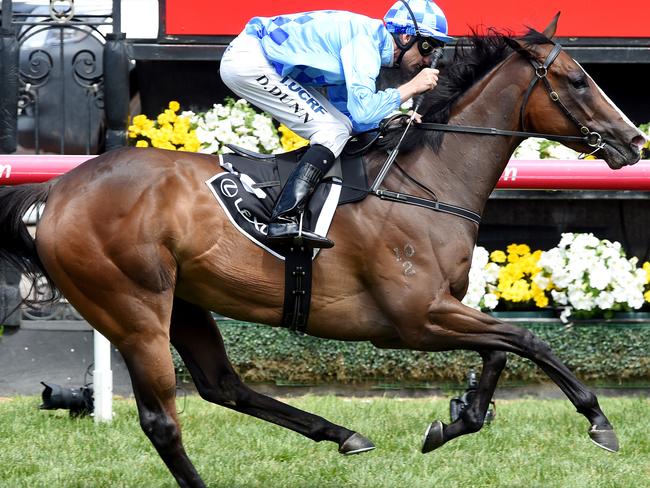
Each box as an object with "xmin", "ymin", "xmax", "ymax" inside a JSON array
[{"xmin": 0, "ymin": 395, "xmax": 648, "ymax": 487}]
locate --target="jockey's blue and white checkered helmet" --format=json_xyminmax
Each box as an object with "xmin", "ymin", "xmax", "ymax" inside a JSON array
[{"xmin": 384, "ymin": 0, "xmax": 453, "ymax": 65}]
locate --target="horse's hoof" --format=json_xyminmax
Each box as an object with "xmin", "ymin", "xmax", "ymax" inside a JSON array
[
  {"xmin": 588, "ymin": 425, "xmax": 619, "ymax": 453},
  {"xmin": 338, "ymin": 432, "xmax": 376, "ymax": 455},
  {"xmin": 422, "ymin": 420, "xmax": 447, "ymax": 453}
]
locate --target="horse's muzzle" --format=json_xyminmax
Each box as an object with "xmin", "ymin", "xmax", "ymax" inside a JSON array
[{"xmin": 602, "ymin": 132, "xmax": 645, "ymax": 168}]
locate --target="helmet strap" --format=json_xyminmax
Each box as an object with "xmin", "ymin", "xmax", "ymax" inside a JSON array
[
  {"xmin": 391, "ymin": 0, "xmax": 422, "ymax": 67},
  {"xmin": 392, "ymin": 33, "xmax": 417, "ymax": 67}
]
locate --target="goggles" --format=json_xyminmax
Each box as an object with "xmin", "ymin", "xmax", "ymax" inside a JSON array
[{"xmin": 417, "ymin": 37, "xmax": 444, "ymax": 57}]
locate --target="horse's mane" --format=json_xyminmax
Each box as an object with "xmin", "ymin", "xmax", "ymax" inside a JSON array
[{"xmin": 379, "ymin": 28, "xmax": 554, "ymax": 153}]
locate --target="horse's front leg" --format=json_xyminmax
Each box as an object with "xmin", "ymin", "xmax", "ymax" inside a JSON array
[
  {"xmin": 395, "ymin": 293, "xmax": 618, "ymax": 453},
  {"xmin": 421, "ymin": 349, "xmax": 506, "ymax": 453}
]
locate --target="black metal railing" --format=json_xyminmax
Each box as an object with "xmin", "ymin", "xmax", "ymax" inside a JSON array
[
  {"xmin": 14, "ymin": 1, "xmax": 110, "ymax": 154},
  {"xmin": 0, "ymin": 0, "xmax": 128, "ymax": 155},
  {"xmin": 0, "ymin": 1, "xmax": 129, "ymax": 325}
]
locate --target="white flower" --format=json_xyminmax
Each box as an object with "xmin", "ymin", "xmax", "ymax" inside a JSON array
[
  {"xmin": 189, "ymin": 98, "xmax": 282, "ymax": 155},
  {"xmin": 462, "ymin": 246, "xmax": 498, "ymax": 311},
  {"xmin": 513, "ymin": 138, "xmax": 544, "ymax": 159},
  {"xmin": 551, "ymin": 289, "xmax": 568, "ymax": 305},
  {"xmin": 595, "ymin": 293, "xmax": 615, "ymax": 310},
  {"xmin": 483, "ymin": 293, "xmax": 499, "ymax": 309},
  {"xmin": 484, "ymin": 262, "xmax": 500, "ymax": 283},
  {"xmin": 533, "ymin": 274, "xmax": 550, "ymax": 291},
  {"xmin": 539, "ymin": 232, "xmax": 646, "ymax": 315},
  {"xmin": 559, "ymin": 307, "xmax": 572, "ymax": 322},
  {"xmin": 546, "ymin": 143, "xmax": 581, "ymax": 159},
  {"xmin": 588, "ymin": 264, "xmax": 611, "ymax": 291}
]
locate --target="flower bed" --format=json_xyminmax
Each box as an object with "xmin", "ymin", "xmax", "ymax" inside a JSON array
[{"xmin": 463, "ymin": 233, "xmax": 650, "ymax": 321}]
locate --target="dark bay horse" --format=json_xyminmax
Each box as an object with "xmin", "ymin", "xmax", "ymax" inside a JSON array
[{"xmin": 0, "ymin": 17, "xmax": 646, "ymax": 487}]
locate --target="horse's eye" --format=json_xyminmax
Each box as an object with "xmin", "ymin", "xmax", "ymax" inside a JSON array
[{"xmin": 570, "ymin": 76, "xmax": 589, "ymax": 90}]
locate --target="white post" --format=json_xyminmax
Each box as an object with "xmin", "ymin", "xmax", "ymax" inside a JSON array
[{"xmin": 93, "ymin": 330, "xmax": 113, "ymax": 422}]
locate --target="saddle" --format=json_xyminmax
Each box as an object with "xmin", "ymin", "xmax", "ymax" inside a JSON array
[
  {"xmin": 204, "ymin": 130, "xmax": 382, "ymax": 333},
  {"xmin": 206, "ymin": 130, "xmax": 382, "ymax": 254}
]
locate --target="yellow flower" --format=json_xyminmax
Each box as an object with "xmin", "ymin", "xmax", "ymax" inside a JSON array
[
  {"xmin": 157, "ymin": 112, "xmax": 170, "ymax": 126},
  {"xmin": 500, "ymin": 279, "xmax": 530, "ymax": 302},
  {"xmin": 645, "ymin": 290, "xmax": 650, "ymax": 303},
  {"xmin": 494, "ymin": 244, "xmax": 548, "ymax": 307},
  {"xmin": 278, "ymin": 124, "xmax": 308, "ymax": 151},
  {"xmin": 181, "ymin": 136, "xmax": 201, "ymax": 152},
  {"xmin": 132, "ymin": 114, "xmax": 150, "ymax": 127},
  {"xmin": 158, "ymin": 141, "xmax": 176, "ymax": 151},
  {"xmin": 174, "ymin": 117, "xmax": 190, "ymax": 131},
  {"xmin": 534, "ymin": 293, "xmax": 549, "ymax": 308},
  {"xmin": 129, "ymin": 102, "xmax": 211, "ymax": 153},
  {"xmin": 159, "ymin": 125, "xmax": 174, "ymax": 141},
  {"xmin": 164, "ymin": 109, "xmax": 178, "ymax": 123},
  {"xmin": 507, "ymin": 243, "xmax": 531, "ymax": 257},
  {"xmin": 490, "ymin": 250, "xmax": 506, "ymax": 263}
]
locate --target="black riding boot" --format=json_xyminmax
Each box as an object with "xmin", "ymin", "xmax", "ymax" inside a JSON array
[{"xmin": 268, "ymin": 144, "xmax": 336, "ymax": 248}]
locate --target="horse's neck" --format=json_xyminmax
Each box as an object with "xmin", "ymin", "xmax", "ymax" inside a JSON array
[{"xmin": 418, "ymin": 60, "xmax": 525, "ymax": 215}]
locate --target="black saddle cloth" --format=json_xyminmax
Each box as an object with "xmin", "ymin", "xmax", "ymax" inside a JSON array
[{"xmin": 205, "ymin": 136, "xmax": 375, "ymax": 259}]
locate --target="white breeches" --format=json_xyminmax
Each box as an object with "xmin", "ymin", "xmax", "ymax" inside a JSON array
[{"xmin": 219, "ymin": 34, "xmax": 352, "ymax": 157}]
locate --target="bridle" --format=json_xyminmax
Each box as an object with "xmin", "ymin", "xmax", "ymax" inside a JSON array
[
  {"xmin": 369, "ymin": 41, "xmax": 607, "ymax": 225},
  {"xmin": 417, "ymin": 41, "xmax": 606, "ymax": 154},
  {"xmin": 519, "ymin": 42, "xmax": 604, "ymax": 152}
]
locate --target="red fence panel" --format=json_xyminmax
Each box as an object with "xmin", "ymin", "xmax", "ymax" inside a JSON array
[
  {"xmin": 1, "ymin": 155, "xmax": 650, "ymax": 190},
  {"xmin": 164, "ymin": 0, "xmax": 650, "ymax": 38},
  {"xmin": 496, "ymin": 159, "xmax": 650, "ymax": 190},
  {"xmin": 0, "ymin": 155, "xmax": 91, "ymax": 185}
]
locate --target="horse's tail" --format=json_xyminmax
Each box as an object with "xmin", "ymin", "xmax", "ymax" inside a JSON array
[{"xmin": 0, "ymin": 182, "xmax": 58, "ymax": 306}]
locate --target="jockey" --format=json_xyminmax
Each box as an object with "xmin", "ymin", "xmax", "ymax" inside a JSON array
[{"xmin": 220, "ymin": 0, "xmax": 452, "ymax": 248}]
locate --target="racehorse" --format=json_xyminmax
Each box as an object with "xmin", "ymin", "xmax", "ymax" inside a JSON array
[{"xmin": 0, "ymin": 16, "xmax": 645, "ymax": 487}]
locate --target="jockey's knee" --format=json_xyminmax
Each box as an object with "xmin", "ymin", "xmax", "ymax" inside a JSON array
[{"xmin": 310, "ymin": 127, "xmax": 351, "ymax": 157}]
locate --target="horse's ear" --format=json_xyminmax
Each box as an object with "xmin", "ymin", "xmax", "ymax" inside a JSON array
[{"xmin": 542, "ymin": 11, "xmax": 561, "ymax": 39}]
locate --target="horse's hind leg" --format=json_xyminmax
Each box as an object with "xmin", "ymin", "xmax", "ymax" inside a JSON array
[
  {"xmin": 120, "ymin": 329, "xmax": 205, "ymax": 488},
  {"xmin": 169, "ymin": 298, "xmax": 374, "ymax": 455},
  {"xmin": 42, "ymin": 271, "xmax": 205, "ymax": 486},
  {"xmin": 412, "ymin": 295, "xmax": 617, "ymax": 452}
]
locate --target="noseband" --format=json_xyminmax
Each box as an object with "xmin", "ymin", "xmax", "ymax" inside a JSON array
[{"xmin": 520, "ymin": 43, "xmax": 604, "ymax": 151}]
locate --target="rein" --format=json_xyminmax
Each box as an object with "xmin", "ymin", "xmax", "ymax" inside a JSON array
[
  {"xmin": 369, "ymin": 41, "xmax": 605, "ymax": 226},
  {"xmin": 415, "ymin": 121, "xmax": 601, "ymax": 146}
]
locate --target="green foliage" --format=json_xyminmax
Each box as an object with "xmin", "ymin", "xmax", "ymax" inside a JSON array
[
  {"xmin": 1, "ymin": 396, "xmax": 648, "ymax": 487},
  {"xmin": 172, "ymin": 321, "xmax": 650, "ymax": 385}
]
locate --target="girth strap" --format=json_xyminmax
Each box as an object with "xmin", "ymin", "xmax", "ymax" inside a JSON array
[{"xmin": 281, "ymin": 244, "xmax": 313, "ymax": 333}]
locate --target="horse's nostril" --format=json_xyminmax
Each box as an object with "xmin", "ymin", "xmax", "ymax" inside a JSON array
[{"xmin": 631, "ymin": 135, "xmax": 647, "ymax": 152}]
